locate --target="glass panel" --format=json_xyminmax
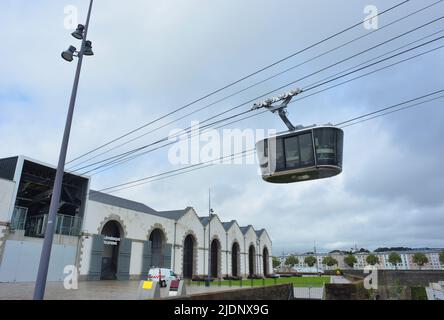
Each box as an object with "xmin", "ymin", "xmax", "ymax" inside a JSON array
[
  {"xmin": 11, "ymin": 207, "xmax": 27, "ymax": 230},
  {"xmin": 298, "ymin": 133, "xmax": 315, "ymax": 167},
  {"xmin": 55, "ymin": 215, "xmax": 63, "ymax": 234},
  {"xmin": 264, "ymin": 139, "xmax": 268, "ymax": 158},
  {"xmin": 275, "ymin": 138, "xmax": 285, "ymax": 171},
  {"xmin": 284, "ymin": 136, "xmax": 300, "ymax": 169},
  {"xmin": 314, "ymin": 128, "xmax": 337, "ymax": 166},
  {"xmin": 65, "ymin": 216, "xmax": 73, "ymax": 235},
  {"xmin": 336, "ymin": 130, "xmax": 344, "ymax": 166}
]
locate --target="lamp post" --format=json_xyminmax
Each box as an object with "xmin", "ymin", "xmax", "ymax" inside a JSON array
[
  {"xmin": 33, "ymin": 0, "xmax": 94, "ymax": 300},
  {"xmin": 205, "ymin": 189, "xmax": 213, "ymax": 287},
  {"xmin": 256, "ymin": 239, "xmax": 260, "ymax": 276}
]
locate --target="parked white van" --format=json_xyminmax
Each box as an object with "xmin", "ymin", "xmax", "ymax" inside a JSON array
[{"xmin": 147, "ymin": 268, "xmax": 180, "ymax": 287}]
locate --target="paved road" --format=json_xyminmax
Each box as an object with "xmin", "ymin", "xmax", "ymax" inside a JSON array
[
  {"xmin": 0, "ymin": 281, "xmax": 238, "ymax": 300},
  {"xmin": 330, "ymin": 276, "xmax": 352, "ymax": 284}
]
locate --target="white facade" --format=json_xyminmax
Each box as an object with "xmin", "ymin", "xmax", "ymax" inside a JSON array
[
  {"xmin": 279, "ymin": 250, "xmax": 444, "ymax": 271},
  {"xmin": 0, "ymin": 155, "xmax": 273, "ymax": 282}
]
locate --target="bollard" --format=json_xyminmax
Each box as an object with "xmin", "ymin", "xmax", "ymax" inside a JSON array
[
  {"xmin": 138, "ymin": 280, "xmax": 161, "ymax": 300},
  {"xmin": 240, "ymin": 278, "xmax": 243, "ymax": 288},
  {"xmin": 167, "ymin": 279, "xmax": 187, "ymax": 297}
]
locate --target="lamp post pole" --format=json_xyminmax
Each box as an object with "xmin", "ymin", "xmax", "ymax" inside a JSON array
[
  {"xmin": 256, "ymin": 239, "xmax": 260, "ymax": 276},
  {"xmin": 33, "ymin": 0, "xmax": 94, "ymax": 300},
  {"xmin": 206, "ymin": 189, "xmax": 212, "ymax": 287}
]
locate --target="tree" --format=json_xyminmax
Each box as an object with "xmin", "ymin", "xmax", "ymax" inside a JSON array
[
  {"xmin": 285, "ymin": 255, "xmax": 299, "ymax": 268},
  {"xmin": 366, "ymin": 254, "xmax": 380, "ymax": 266},
  {"xmin": 439, "ymin": 251, "xmax": 444, "ymax": 265},
  {"xmin": 304, "ymin": 255, "xmax": 317, "ymax": 267},
  {"xmin": 388, "ymin": 252, "xmax": 402, "ymax": 269},
  {"xmin": 322, "ymin": 256, "xmax": 338, "ymax": 267},
  {"xmin": 272, "ymin": 257, "xmax": 281, "ymax": 269},
  {"xmin": 344, "ymin": 254, "xmax": 357, "ymax": 268},
  {"xmin": 413, "ymin": 253, "xmax": 429, "ymax": 269}
]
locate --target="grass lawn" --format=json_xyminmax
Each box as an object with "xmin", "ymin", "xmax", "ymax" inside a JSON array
[{"xmin": 190, "ymin": 276, "xmax": 330, "ymax": 288}]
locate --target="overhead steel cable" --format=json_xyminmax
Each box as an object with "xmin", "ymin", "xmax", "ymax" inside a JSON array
[
  {"xmin": 338, "ymin": 94, "xmax": 444, "ymax": 128},
  {"xmin": 299, "ymin": 27, "xmax": 444, "ymax": 90},
  {"xmin": 71, "ymin": 14, "xmax": 444, "ymax": 172},
  {"xmin": 92, "ymin": 90, "xmax": 444, "ymax": 194},
  {"xmin": 66, "ymin": 0, "xmax": 410, "ymax": 165},
  {"xmin": 88, "ymin": 111, "xmax": 270, "ymax": 176},
  {"xmin": 76, "ymin": 38, "xmax": 444, "ymax": 177},
  {"xmin": 94, "ymin": 149, "xmax": 254, "ymax": 193},
  {"xmin": 84, "ymin": 36, "xmax": 444, "ymax": 177},
  {"xmin": 71, "ymin": 29, "xmax": 444, "ymax": 174},
  {"xmin": 66, "ymin": 0, "xmax": 443, "ymax": 170}
]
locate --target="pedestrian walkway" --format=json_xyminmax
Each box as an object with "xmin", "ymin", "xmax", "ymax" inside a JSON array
[
  {"xmin": 330, "ymin": 276, "xmax": 352, "ymax": 284},
  {"xmin": 293, "ymin": 287, "xmax": 323, "ymax": 299},
  {"xmin": 0, "ymin": 281, "xmax": 238, "ymax": 300}
]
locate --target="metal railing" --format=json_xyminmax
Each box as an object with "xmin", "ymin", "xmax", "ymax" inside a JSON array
[
  {"xmin": 11, "ymin": 207, "xmax": 82, "ymax": 237},
  {"xmin": 10, "ymin": 206, "xmax": 28, "ymax": 230}
]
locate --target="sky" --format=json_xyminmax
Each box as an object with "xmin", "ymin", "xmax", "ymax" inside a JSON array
[{"xmin": 1, "ymin": 0, "xmax": 444, "ymax": 255}]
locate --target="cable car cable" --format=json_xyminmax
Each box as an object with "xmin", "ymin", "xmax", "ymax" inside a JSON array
[
  {"xmin": 69, "ymin": 14, "xmax": 444, "ymax": 172},
  {"xmin": 66, "ymin": 1, "xmax": 443, "ymax": 171},
  {"xmin": 70, "ymin": 12, "xmax": 444, "ymax": 172},
  {"xmin": 66, "ymin": 1, "xmax": 410, "ymax": 166},
  {"xmin": 72, "ymin": 32, "xmax": 444, "ymax": 174},
  {"xmin": 91, "ymin": 90, "xmax": 444, "ymax": 193}
]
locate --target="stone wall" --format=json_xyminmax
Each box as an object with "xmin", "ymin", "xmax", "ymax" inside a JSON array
[
  {"xmin": 324, "ymin": 283, "xmax": 370, "ymax": 300},
  {"xmin": 377, "ymin": 270, "xmax": 444, "ymax": 287},
  {"xmin": 167, "ymin": 284, "xmax": 294, "ymax": 300}
]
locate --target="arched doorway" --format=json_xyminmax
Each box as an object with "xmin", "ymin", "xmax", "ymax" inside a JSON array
[
  {"xmin": 149, "ymin": 229, "xmax": 165, "ymax": 267},
  {"xmin": 183, "ymin": 234, "xmax": 195, "ymax": 279},
  {"xmin": 100, "ymin": 220, "xmax": 122, "ymax": 280},
  {"xmin": 248, "ymin": 245, "xmax": 256, "ymax": 276},
  {"xmin": 263, "ymin": 247, "xmax": 269, "ymax": 276},
  {"xmin": 210, "ymin": 239, "xmax": 220, "ymax": 278},
  {"xmin": 231, "ymin": 242, "xmax": 240, "ymax": 277}
]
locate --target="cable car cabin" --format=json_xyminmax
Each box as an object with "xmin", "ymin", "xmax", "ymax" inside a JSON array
[{"xmin": 256, "ymin": 125, "xmax": 344, "ymax": 184}]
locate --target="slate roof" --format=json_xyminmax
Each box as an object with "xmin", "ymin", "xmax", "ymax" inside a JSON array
[
  {"xmin": 255, "ymin": 229, "xmax": 265, "ymax": 237},
  {"xmin": 240, "ymin": 225, "xmax": 254, "ymax": 234},
  {"xmin": 89, "ymin": 190, "xmax": 191, "ymax": 220},
  {"xmin": 222, "ymin": 220, "xmax": 236, "ymax": 231},
  {"xmin": 157, "ymin": 208, "xmax": 190, "ymax": 221},
  {"xmin": 199, "ymin": 214, "xmax": 218, "ymax": 226},
  {"xmin": 199, "ymin": 216, "xmax": 210, "ymax": 226},
  {"xmin": 89, "ymin": 191, "xmax": 157, "ymax": 215}
]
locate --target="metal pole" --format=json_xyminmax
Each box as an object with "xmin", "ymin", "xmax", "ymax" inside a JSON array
[
  {"xmin": 33, "ymin": 0, "xmax": 94, "ymax": 300},
  {"xmin": 206, "ymin": 189, "xmax": 211, "ymax": 286}
]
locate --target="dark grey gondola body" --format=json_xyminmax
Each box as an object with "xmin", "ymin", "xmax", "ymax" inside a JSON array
[{"xmin": 256, "ymin": 125, "xmax": 344, "ymax": 184}]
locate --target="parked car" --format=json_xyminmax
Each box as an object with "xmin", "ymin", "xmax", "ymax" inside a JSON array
[{"xmin": 147, "ymin": 268, "xmax": 180, "ymax": 287}]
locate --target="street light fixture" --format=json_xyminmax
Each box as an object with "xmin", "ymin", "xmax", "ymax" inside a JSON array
[
  {"xmin": 61, "ymin": 45, "xmax": 77, "ymax": 62},
  {"xmin": 83, "ymin": 40, "xmax": 94, "ymax": 56},
  {"xmin": 33, "ymin": 0, "xmax": 95, "ymax": 300},
  {"xmin": 71, "ymin": 24, "xmax": 85, "ymax": 40}
]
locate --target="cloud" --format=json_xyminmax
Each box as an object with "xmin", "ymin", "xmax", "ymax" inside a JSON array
[{"xmin": 1, "ymin": 0, "xmax": 443, "ymax": 255}]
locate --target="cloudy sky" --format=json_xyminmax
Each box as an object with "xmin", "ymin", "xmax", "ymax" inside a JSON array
[{"xmin": 1, "ymin": 0, "xmax": 443, "ymax": 255}]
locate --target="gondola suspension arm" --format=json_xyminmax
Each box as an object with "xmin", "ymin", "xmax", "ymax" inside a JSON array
[{"xmin": 251, "ymin": 88, "xmax": 303, "ymax": 131}]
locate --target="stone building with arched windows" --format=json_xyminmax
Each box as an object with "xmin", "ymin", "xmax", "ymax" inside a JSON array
[{"xmin": 0, "ymin": 155, "xmax": 272, "ymax": 282}]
